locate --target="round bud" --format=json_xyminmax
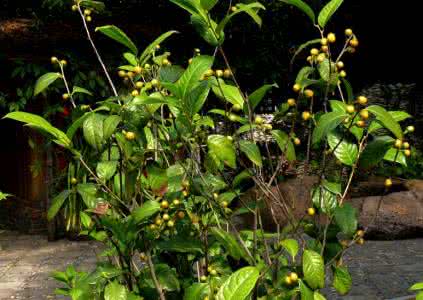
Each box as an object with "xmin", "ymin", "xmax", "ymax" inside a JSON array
[
  {"xmin": 200, "ymin": 275, "xmax": 207, "ymax": 282},
  {"xmin": 394, "ymin": 139, "xmax": 403, "ymax": 149},
  {"xmin": 213, "ymin": 192, "xmax": 219, "ymax": 199},
  {"xmin": 357, "ymin": 95, "xmax": 368, "ymax": 105},
  {"xmin": 125, "ymin": 131, "xmax": 136, "ymax": 141},
  {"xmin": 134, "ymin": 66, "xmax": 143, "ymax": 74},
  {"xmin": 135, "ymin": 81, "xmax": 144, "ymax": 88},
  {"xmin": 307, "ymin": 56, "xmax": 313, "ymax": 63},
  {"xmin": 232, "ymin": 104, "xmax": 242, "ymax": 111},
  {"xmin": 172, "ymin": 199, "xmax": 180, "ymax": 206},
  {"xmin": 182, "ymin": 190, "xmax": 189, "ymax": 197},
  {"xmin": 177, "ymin": 211, "xmax": 185, "ymax": 219},
  {"xmin": 60, "ymin": 60, "xmax": 67, "ymax": 66},
  {"xmin": 151, "ymin": 79, "xmax": 160, "ymax": 87},
  {"xmin": 321, "ymin": 45, "xmax": 329, "ymax": 53},
  {"xmin": 221, "ymin": 201, "xmax": 228, "ymax": 208},
  {"xmin": 345, "ymin": 28, "xmax": 353, "ymax": 36},
  {"xmin": 339, "ymin": 70, "xmax": 347, "ymax": 78},
  {"xmin": 51, "ymin": 56, "xmax": 58, "ymax": 64},
  {"xmin": 321, "ymin": 38, "xmax": 328, "ymax": 45},
  {"xmin": 84, "ymin": 9, "xmax": 91, "ymax": 15},
  {"xmin": 290, "ymin": 272, "xmax": 299, "ymax": 282},
  {"xmin": 210, "ymin": 269, "xmax": 217, "ymax": 276},
  {"xmin": 263, "ymin": 124, "xmax": 273, "ymax": 130},
  {"xmin": 317, "ymin": 54, "xmax": 326, "ymax": 63},
  {"xmin": 336, "ymin": 61, "xmax": 344, "ymax": 69},
  {"xmin": 131, "ymin": 90, "xmax": 139, "ymax": 97},
  {"xmin": 118, "ymin": 70, "xmax": 126, "ymax": 77},
  {"xmin": 188, "ymin": 58, "xmax": 193, "ymax": 64},
  {"xmin": 139, "ymin": 253, "xmax": 147, "ymax": 261},
  {"xmin": 71, "ymin": 5, "xmax": 78, "ymax": 11},
  {"xmin": 356, "ymin": 120, "xmax": 366, "ymax": 128},
  {"xmin": 155, "ymin": 44, "xmax": 161, "ymax": 49},
  {"xmin": 304, "ymin": 89, "xmax": 314, "ymax": 98},
  {"xmin": 294, "ymin": 138, "xmax": 301, "ymax": 146},
  {"xmin": 62, "ymin": 93, "xmax": 70, "ymax": 100},
  {"xmin": 254, "ymin": 116, "xmax": 264, "ymax": 125},
  {"xmin": 127, "ymin": 72, "xmax": 135, "ymax": 78},
  {"xmin": 404, "ymin": 149, "xmax": 411, "ymax": 157},
  {"xmin": 357, "ymin": 238, "xmax": 365, "ymax": 245},
  {"xmin": 349, "ymin": 39, "xmax": 359, "ymax": 47},
  {"xmin": 356, "ymin": 230, "xmax": 365, "ymax": 237},
  {"xmin": 204, "ymin": 69, "xmax": 214, "ymax": 77},
  {"xmin": 194, "ymin": 48, "xmax": 201, "ymax": 53},
  {"xmin": 287, "ymin": 98, "xmax": 296, "ymax": 107},
  {"xmin": 406, "ymin": 125, "xmax": 415, "ymax": 133},
  {"xmin": 144, "ymin": 64, "xmax": 151, "ymax": 69},
  {"xmin": 223, "ymin": 69, "xmax": 232, "ymax": 78},
  {"xmin": 285, "ymin": 276, "xmax": 292, "ymax": 285},
  {"xmin": 149, "ymin": 224, "xmax": 156, "ymax": 230},
  {"xmin": 71, "ymin": 177, "xmax": 78, "ymax": 185},
  {"xmin": 229, "ymin": 114, "xmax": 238, "ymax": 122},
  {"xmin": 167, "ymin": 220, "xmax": 174, "ymax": 227},
  {"xmin": 402, "ymin": 142, "xmax": 410, "ymax": 149},
  {"xmin": 162, "ymin": 214, "xmax": 170, "ymax": 221},
  {"xmin": 385, "ymin": 178, "xmax": 393, "ymax": 188},
  {"xmin": 307, "ymin": 207, "xmax": 316, "ymax": 216},
  {"xmin": 359, "ymin": 109, "xmax": 369, "ymax": 120},
  {"xmin": 231, "ymin": 6, "xmax": 238, "ymax": 12},
  {"xmin": 215, "ymin": 69, "xmax": 224, "ymax": 78},
  {"xmin": 327, "ymin": 33, "xmax": 336, "ymax": 43},
  {"xmin": 86, "ymin": 16, "xmax": 92, "ymax": 22},
  {"xmin": 160, "ymin": 200, "xmax": 169, "ymax": 209},
  {"xmin": 302, "ymin": 111, "xmax": 311, "ymax": 121},
  {"xmin": 310, "ymin": 48, "xmax": 319, "ymax": 56},
  {"xmin": 163, "ymin": 59, "xmax": 170, "ymax": 66},
  {"xmin": 346, "ymin": 105, "xmax": 355, "ymax": 114},
  {"xmin": 293, "ymin": 84, "xmax": 301, "ymax": 92}
]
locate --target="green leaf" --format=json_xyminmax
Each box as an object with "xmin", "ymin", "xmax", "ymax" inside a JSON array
[
  {"xmin": 77, "ymin": 184, "xmax": 98, "ymax": 209},
  {"xmin": 211, "ymin": 228, "xmax": 244, "ymax": 260},
  {"xmin": 33, "ymin": 72, "xmax": 61, "ymax": 96},
  {"xmin": 359, "ymin": 136, "xmax": 394, "ymax": 169},
  {"xmin": 318, "ymin": 58, "xmax": 338, "ymax": 84},
  {"xmin": 368, "ymin": 110, "xmax": 410, "ymax": 134},
  {"xmin": 383, "ymin": 148, "xmax": 407, "ymax": 167},
  {"xmin": 367, "ymin": 105, "xmax": 403, "ymax": 139},
  {"xmin": 132, "ymin": 200, "xmax": 160, "ymax": 223},
  {"xmin": 47, "ymin": 190, "xmax": 70, "ymax": 220},
  {"xmin": 312, "ymin": 111, "xmax": 348, "ymax": 144},
  {"xmin": 201, "ymin": 0, "xmax": 218, "ymax": 10},
  {"xmin": 96, "ymin": 161, "xmax": 118, "ymax": 181},
  {"xmin": 123, "ymin": 52, "xmax": 138, "ymax": 66},
  {"xmin": 160, "ymin": 65, "xmax": 185, "ymax": 83},
  {"xmin": 212, "ymin": 80, "xmax": 244, "ymax": 108},
  {"xmin": 417, "ymin": 291, "xmax": 423, "ymax": 300},
  {"xmin": 103, "ymin": 115, "xmax": 121, "ymax": 140},
  {"xmin": 410, "ymin": 282, "xmax": 423, "ymax": 291},
  {"xmin": 80, "ymin": 211, "xmax": 92, "ymax": 228},
  {"xmin": 299, "ymin": 279, "xmax": 314, "ymax": 300},
  {"xmin": 296, "ymin": 66, "xmax": 315, "ymax": 87},
  {"xmin": 83, "ymin": 113, "xmax": 105, "ymax": 150},
  {"xmin": 96, "ymin": 25, "xmax": 138, "ymax": 54},
  {"xmin": 314, "ymin": 291, "xmax": 327, "ymax": 300},
  {"xmin": 0, "ymin": 191, "xmax": 11, "ymax": 201},
  {"xmin": 318, "ymin": 0, "xmax": 343, "ymax": 28},
  {"xmin": 208, "ymin": 134, "xmax": 236, "ymax": 168},
  {"xmin": 177, "ymin": 55, "xmax": 214, "ymax": 100},
  {"xmin": 333, "ymin": 266, "xmax": 352, "ymax": 295},
  {"xmin": 327, "ymin": 131, "xmax": 358, "ymax": 166},
  {"xmin": 239, "ymin": 140, "xmax": 262, "ymax": 167},
  {"xmin": 280, "ymin": 239, "xmax": 299, "ymax": 259},
  {"xmin": 271, "ymin": 130, "xmax": 296, "ymax": 162},
  {"xmin": 312, "ymin": 186, "xmax": 337, "ymax": 214},
  {"xmin": 290, "ymin": 39, "xmax": 321, "ymax": 64},
  {"xmin": 334, "ymin": 203, "xmax": 358, "ymax": 237},
  {"xmin": 66, "ymin": 112, "xmax": 94, "ymax": 140},
  {"xmin": 184, "ymin": 283, "xmax": 210, "ymax": 300},
  {"xmin": 216, "ymin": 266, "xmax": 259, "ymax": 300},
  {"xmin": 329, "ymin": 100, "xmax": 347, "ymax": 112},
  {"xmin": 155, "ymin": 264, "xmax": 180, "ymax": 292},
  {"xmin": 72, "ymin": 86, "xmax": 93, "ymax": 96},
  {"xmin": 140, "ymin": 31, "xmax": 178, "ymax": 66},
  {"xmin": 186, "ymin": 80, "xmax": 210, "ymax": 116},
  {"xmin": 169, "ymin": 0, "xmax": 202, "ymax": 15},
  {"xmin": 157, "ymin": 237, "xmax": 204, "ymax": 254},
  {"xmin": 104, "ymin": 280, "xmax": 127, "ymax": 300},
  {"xmin": 248, "ymin": 83, "xmax": 278, "ymax": 112},
  {"xmin": 302, "ymin": 250, "xmax": 325, "ymax": 289},
  {"xmin": 191, "ymin": 14, "xmax": 222, "ymax": 46},
  {"xmin": 80, "ymin": 0, "xmax": 106, "ymax": 11},
  {"xmin": 280, "ymin": 0, "xmax": 316, "ymax": 24},
  {"xmin": 3, "ymin": 112, "xmax": 71, "ymax": 148}
]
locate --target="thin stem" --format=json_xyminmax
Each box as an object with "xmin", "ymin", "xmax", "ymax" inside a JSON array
[{"xmin": 146, "ymin": 250, "xmax": 166, "ymax": 300}]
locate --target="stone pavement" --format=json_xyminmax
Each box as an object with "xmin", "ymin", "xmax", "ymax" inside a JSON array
[{"xmin": 0, "ymin": 230, "xmax": 422, "ymax": 300}]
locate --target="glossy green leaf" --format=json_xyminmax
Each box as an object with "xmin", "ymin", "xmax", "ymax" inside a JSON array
[
  {"xmin": 155, "ymin": 264, "xmax": 180, "ymax": 291},
  {"xmin": 367, "ymin": 105, "xmax": 403, "ymax": 139},
  {"xmin": 299, "ymin": 279, "xmax": 314, "ymax": 300},
  {"xmin": 334, "ymin": 203, "xmax": 358, "ymax": 237},
  {"xmin": 33, "ymin": 72, "xmax": 61, "ymax": 96},
  {"xmin": 132, "ymin": 200, "xmax": 160, "ymax": 223},
  {"xmin": 383, "ymin": 148, "xmax": 407, "ymax": 167},
  {"xmin": 186, "ymin": 80, "xmax": 210, "ymax": 116},
  {"xmin": 417, "ymin": 291, "xmax": 423, "ymax": 300},
  {"xmin": 77, "ymin": 184, "xmax": 98, "ymax": 209},
  {"xmin": 201, "ymin": 0, "xmax": 218, "ymax": 10},
  {"xmin": 239, "ymin": 140, "xmax": 262, "ymax": 167},
  {"xmin": 191, "ymin": 14, "xmax": 222, "ymax": 46},
  {"xmin": 96, "ymin": 161, "xmax": 118, "ymax": 181},
  {"xmin": 280, "ymin": 239, "xmax": 299, "ymax": 259},
  {"xmin": 184, "ymin": 283, "xmax": 210, "ymax": 300},
  {"xmin": 359, "ymin": 136, "xmax": 394, "ymax": 169},
  {"xmin": 290, "ymin": 39, "xmax": 321, "ymax": 64},
  {"xmin": 103, "ymin": 115, "xmax": 121, "ymax": 141},
  {"xmin": 178, "ymin": 55, "xmax": 214, "ymax": 100},
  {"xmin": 318, "ymin": 58, "xmax": 338, "ymax": 84},
  {"xmin": 47, "ymin": 190, "xmax": 71, "ymax": 220},
  {"xmin": 169, "ymin": 0, "xmax": 202, "ymax": 15},
  {"xmin": 248, "ymin": 83, "xmax": 278, "ymax": 112},
  {"xmin": 312, "ymin": 186, "xmax": 337, "ymax": 214},
  {"xmin": 80, "ymin": 0, "xmax": 105, "ymax": 11},
  {"xmin": 123, "ymin": 52, "xmax": 137, "ymax": 66},
  {"xmin": 318, "ymin": 0, "xmax": 343, "ymax": 28},
  {"xmin": 83, "ymin": 113, "xmax": 105, "ymax": 150},
  {"xmin": 410, "ymin": 282, "xmax": 423, "ymax": 291},
  {"xmin": 72, "ymin": 86, "xmax": 93, "ymax": 96},
  {"xmin": 208, "ymin": 135, "xmax": 236, "ymax": 168},
  {"xmin": 280, "ymin": 0, "xmax": 316, "ymax": 23},
  {"xmin": 333, "ymin": 266, "xmax": 352, "ymax": 295},
  {"xmin": 96, "ymin": 25, "xmax": 138, "ymax": 54},
  {"xmin": 368, "ymin": 110, "xmax": 411, "ymax": 134},
  {"xmin": 312, "ymin": 111, "xmax": 348, "ymax": 144},
  {"xmin": 157, "ymin": 237, "xmax": 204, "ymax": 254},
  {"xmin": 216, "ymin": 266, "xmax": 259, "ymax": 300},
  {"xmin": 211, "ymin": 228, "xmax": 244, "ymax": 260},
  {"xmin": 212, "ymin": 80, "xmax": 244, "ymax": 108},
  {"xmin": 271, "ymin": 130, "xmax": 296, "ymax": 162},
  {"xmin": 329, "ymin": 100, "xmax": 347, "ymax": 112},
  {"xmin": 303, "ymin": 250, "xmax": 325, "ymax": 289},
  {"xmin": 314, "ymin": 291, "xmax": 327, "ymax": 300},
  {"xmin": 104, "ymin": 280, "xmax": 127, "ymax": 300},
  {"xmin": 327, "ymin": 131, "xmax": 358, "ymax": 166},
  {"xmin": 139, "ymin": 31, "xmax": 178, "ymax": 65}
]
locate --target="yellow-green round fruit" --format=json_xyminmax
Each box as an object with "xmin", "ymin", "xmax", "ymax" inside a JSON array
[
  {"xmin": 139, "ymin": 253, "xmax": 146, "ymax": 261},
  {"xmin": 86, "ymin": 16, "xmax": 92, "ymax": 22},
  {"xmin": 71, "ymin": 5, "xmax": 78, "ymax": 11},
  {"xmin": 402, "ymin": 142, "xmax": 410, "ymax": 149},
  {"xmin": 215, "ymin": 69, "xmax": 224, "ymax": 78},
  {"xmin": 307, "ymin": 207, "xmax": 316, "ymax": 216},
  {"xmin": 339, "ymin": 70, "xmax": 347, "ymax": 78},
  {"xmin": 167, "ymin": 220, "xmax": 174, "ymax": 227},
  {"xmin": 182, "ymin": 190, "xmax": 189, "ymax": 197},
  {"xmin": 155, "ymin": 218, "xmax": 163, "ymax": 226},
  {"xmin": 293, "ymin": 83, "xmax": 301, "ymax": 92},
  {"xmin": 254, "ymin": 116, "xmax": 264, "ymax": 125},
  {"xmin": 162, "ymin": 214, "xmax": 170, "ymax": 221},
  {"xmin": 336, "ymin": 61, "xmax": 344, "ymax": 69},
  {"xmin": 357, "ymin": 95, "xmax": 368, "ymax": 105},
  {"xmin": 287, "ymin": 98, "xmax": 296, "ymax": 107},
  {"xmin": 131, "ymin": 90, "xmax": 139, "ymax": 97},
  {"xmin": 118, "ymin": 70, "xmax": 126, "ymax": 77},
  {"xmin": 317, "ymin": 54, "xmax": 326, "ymax": 63},
  {"xmin": 221, "ymin": 201, "xmax": 228, "ymax": 208},
  {"xmin": 134, "ymin": 66, "xmax": 143, "ymax": 74},
  {"xmin": 182, "ymin": 180, "xmax": 190, "ymax": 188},
  {"xmin": 310, "ymin": 48, "xmax": 319, "ymax": 56},
  {"xmin": 285, "ymin": 276, "xmax": 292, "ymax": 285},
  {"xmin": 356, "ymin": 120, "xmax": 366, "ymax": 128},
  {"xmin": 327, "ymin": 33, "xmax": 336, "ymax": 43},
  {"xmin": 151, "ymin": 79, "xmax": 160, "ymax": 87},
  {"xmin": 304, "ymin": 89, "xmax": 314, "ymax": 98},
  {"xmin": 321, "ymin": 38, "xmax": 328, "ymax": 45},
  {"xmin": 213, "ymin": 192, "xmax": 219, "ymax": 199},
  {"xmin": 294, "ymin": 138, "xmax": 301, "ymax": 146},
  {"xmin": 127, "ymin": 71, "xmax": 134, "ymax": 78},
  {"xmin": 125, "ymin": 131, "xmax": 136, "ymax": 141},
  {"xmin": 210, "ymin": 269, "xmax": 217, "ymax": 276},
  {"xmin": 394, "ymin": 139, "xmax": 403, "ymax": 149},
  {"xmin": 307, "ymin": 56, "xmax": 313, "ymax": 63},
  {"xmin": 144, "ymin": 64, "xmax": 151, "ymax": 69},
  {"xmin": 149, "ymin": 224, "xmax": 156, "ymax": 230},
  {"xmin": 194, "ymin": 48, "xmax": 201, "ymax": 53},
  {"xmin": 62, "ymin": 93, "xmax": 70, "ymax": 100},
  {"xmin": 340, "ymin": 240, "xmax": 349, "ymax": 248},
  {"xmin": 357, "ymin": 238, "xmax": 365, "ymax": 245},
  {"xmin": 60, "ymin": 60, "xmax": 67, "ymax": 66},
  {"xmin": 350, "ymin": 39, "xmax": 359, "ymax": 47},
  {"xmin": 160, "ymin": 200, "xmax": 169, "ymax": 209},
  {"xmin": 136, "ymin": 81, "xmax": 144, "ymax": 88},
  {"xmin": 71, "ymin": 177, "xmax": 78, "ymax": 185},
  {"xmin": 223, "ymin": 69, "xmax": 232, "ymax": 78},
  {"xmin": 177, "ymin": 211, "xmax": 185, "ymax": 219},
  {"xmin": 172, "ymin": 199, "xmax": 180, "ymax": 206},
  {"xmin": 84, "ymin": 9, "xmax": 91, "ymax": 15},
  {"xmin": 51, "ymin": 56, "xmax": 58, "ymax": 64},
  {"xmin": 356, "ymin": 230, "xmax": 365, "ymax": 237},
  {"xmin": 232, "ymin": 104, "xmax": 242, "ymax": 112},
  {"xmin": 263, "ymin": 124, "xmax": 273, "ymax": 130},
  {"xmin": 345, "ymin": 28, "xmax": 353, "ymax": 36},
  {"xmin": 407, "ymin": 125, "xmax": 415, "ymax": 133},
  {"xmin": 188, "ymin": 58, "xmax": 193, "ymax": 64},
  {"xmin": 321, "ymin": 45, "xmax": 329, "ymax": 53},
  {"xmin": 290, "ymin": 272, "xmax": 298, "ymax": 282},
  {"xmin": 385, "ymin": 178, "xmax": 393, "ymax": 188},
  {"xmin": 302, "ymin": 111, "xmax": 311, "ymax": 121},
  {"xmin": 404, "ymin": 149, "xmax": 411, "ymax": 157},
  {"xmin": 231, "ymin": 6, "xmax": 238, "ymax": 12},
  {"xmin": 359, "ymin": 109, "xmax": 369, "ymax": 120},
  {"xmin": 228, "ymin": 114, "xmax": 238, "ymax": 122},
  {"xmin": 204, "ymin": 69, "xmax": 214, "ymax": 77}
]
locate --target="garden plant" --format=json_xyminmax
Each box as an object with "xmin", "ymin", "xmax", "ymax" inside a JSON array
[{"xmin": 3, "ymin": 0, "xmax": 417, "ymax": 299}]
